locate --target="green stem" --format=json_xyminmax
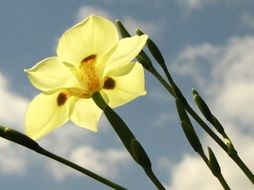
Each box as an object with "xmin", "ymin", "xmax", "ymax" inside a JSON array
[
  {"xmin": 149, "ymin": 68, "xmax": 254, "ymax": 184},
  {"xmin": 144, "ymin": 168, "xmax": 166, "ymax": 190},
  {"xmin": 217, "ymin": 173, "xmax": 231, "ymax": 190},
  {"xmin": 0, "ymin": 125, "xmax": 127, "ymax": 190}
]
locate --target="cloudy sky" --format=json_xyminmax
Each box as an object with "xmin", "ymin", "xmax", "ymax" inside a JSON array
[{"xmin": 0, "ymin": 0, "xmax": 254, "ymax": 189}]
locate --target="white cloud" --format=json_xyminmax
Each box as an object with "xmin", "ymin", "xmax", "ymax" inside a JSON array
[
  {"xmin": 177, "ymin": 43, "xmax": 218, "ymax": 62},
  {"xmin": 121, "ymin": 16, "xmax": 166, "ymax": 37},
  {"xmin": 75, "ymin": 5, "xmax": 165, "ymax": 37},
  {"xmin": 0, "ymin": 72, "xmax": 29, "ymax": 175},
  {"xmin": 148, "ymin": 88, "xmax": 170, "ymax": 103},
  {"xmin": 241, "ymin": 13, "xmax": 254, "ymax": 30},
  {"xmin": 47, "ymin": 145, "xmax": 130, "ymax": 180},
  {"xmin": 75, "ymin": 5, "xmax": 113, "ymax": 22},
  {"xmin": 103, "ymin": 0, "xmax": 133, "ymax": 3},
  {"xmin": 70, "ymin": 146, "xmax": 130, "ymax": 177},
  {"xmin": 165, "ymin": 127, "xmax": 254, "ymax": 190},
  {"xmin": 152, "ymin": 112, "xmax": 175, "ymax": 128},
  {"xmin": 177, "ymin": 0, "xmax": 250, "ymax": 12},
  {"xmin": 36, "ymin": 114, "xmax": 128, "ymax": 181},
  {"xmin": 210, "ymin": 36, "xmax": 254, "ymax": 129},
  {"xmin": 0, "ymin": 139, "xmax": 27, "ymax": 175},
  {"xmin": 172, "ymin": 43, "xmax": 219, "ymax": 88},
  {"xmin": 177, "ymin": 0, "xmax": 217, "ymax": 11},
  {"xmin": 157, "ymin": 156, "xmax": 174, "ymax": 172},
  {"xmin": 167, "ymin": 35, "xmax": 254, "ymax": 189},
  {"xmin": 0, "ymin": 73, "xmax": 28, "ymax": 129},
  {"xmin": 165, "ymin": 155, "xmax": 221, "ymax": 190}
]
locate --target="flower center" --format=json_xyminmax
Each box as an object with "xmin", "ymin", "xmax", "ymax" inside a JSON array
[
  {"xmin": 56, "ymin": 55, "xmax": 118, "ymax": 106},
  {"xmin": 79, "ymin": 54, "xmax": 100, "ymax": 96}
]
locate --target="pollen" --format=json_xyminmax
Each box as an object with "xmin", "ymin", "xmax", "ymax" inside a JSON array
[
  {"xmin": 57, "ymin": 92, "xmax": 68, "ymax": 106},
  {"xmin": 103, "ymin": 77, "xmax": 115, "ymax": 89},
  {"xmin": 79, "ymin": 54, "xmax": 100, "ymax": 95}
]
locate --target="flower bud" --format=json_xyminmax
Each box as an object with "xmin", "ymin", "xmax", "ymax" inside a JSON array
[
  {"xmin": 0, "ymin": 125, "xmax": 5, "ymax": 136},
  {"xmin": 208, "ymin": 147, "xmax": 221, "ymax": 177},
  {"xmin": 131, "ymin": 138, "xmax": 151, "ymax": 169},
  {"xmin": 115, "ymin": 20, "xmax": 131, "ymax": 38},
  {"xmin": 181, "ymin": 121, "xmax": 203, "ymax": 153},
  {"xmin": 175, "ymin": 99, "xmax": 191, "ymax": 124},
  {"xmin": 211, "ymin": 116, "xmax": 225, "ymax": 134},
  {"xmin": 92, "ymin": 92, "xmax": 137, "ymax": 159},
  {"xmin": 176, "ymin": 98, "xmax": 203, "ymax": 152},
  {"xmin": 136, "ymin": 29, "xmax": 165, "ymax": 65},
  {"xmin": 3, "ymin": 127, "xmax": 39, "ymax": 151},
  {"xmin": 192, "ymin": 89, "xmax": 213, "ymax": 122},
  {"xmin": 136, "ymin": 53, "xmax": 153, "ymax": 72}
]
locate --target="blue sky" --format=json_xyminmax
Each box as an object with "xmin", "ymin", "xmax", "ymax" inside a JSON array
[{"xmin": 0, "ymin": 0, "xmax": 254, "ymax": 189}]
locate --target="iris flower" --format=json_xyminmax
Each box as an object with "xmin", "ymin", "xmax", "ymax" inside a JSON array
[{"xmin": 25, "ymin": 16, "xmax": 148, "ymax": 140}]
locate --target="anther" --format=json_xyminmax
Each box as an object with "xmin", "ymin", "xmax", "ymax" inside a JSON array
[{"xmin": 81, "ymin": 54, "xmax": 96, "ymax": 65}]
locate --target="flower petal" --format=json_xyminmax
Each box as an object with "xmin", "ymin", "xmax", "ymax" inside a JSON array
[
  {"xmin": 102, "ymin": 62, "xmax": 146, "ymax": 108},
  {"xmin": 104, "ymin": 62, "xmax": 135, "ymax": 77},
  {"xmin": 25, "ymin": 91, "xmax": 77, "ymax": 140},
  {"xmin": 57, "ymin": 15, "xmax": 119, "ymax": 66},
  {"xmin": 104, "ymin": 34, "xmax": 148, "ymax": 73},
  {"xmin": 25, "ymin": 57, "xmax": 81, "ymax": 92},
  {"xmin": 70, "ymin": 98, "xmax": 102, "ymax": 132}
]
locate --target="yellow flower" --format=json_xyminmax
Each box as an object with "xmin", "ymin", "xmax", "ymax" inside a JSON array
[{"xmin": 25, "ymin": 15, "xmax": 148, "ymax": 140}]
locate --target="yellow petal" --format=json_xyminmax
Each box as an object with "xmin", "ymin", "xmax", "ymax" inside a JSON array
[
  {"xmin": 70, "ymin": 98, "xmax": 103, "ymax": 132},
  {"xmin": 104, "ymin": 34, "xmax": 148, "ymax": 73},
  {"xmin": 57, "ymin": 15, "xmax": 119, "ymax": 66},
  {"xmin": 101, "ymin": 62, "xmax": 146, "ymax": 108},
  {"xmin": 25, "ymin": 91, "xmax": 77, "ymax": 140},
  {"xmin": 104, "ymin": 62, "xmax": 135, "ymax": 77},
  {"xmin": 25, "ymin": 57, "xmax": 81, "ymax": 92}
]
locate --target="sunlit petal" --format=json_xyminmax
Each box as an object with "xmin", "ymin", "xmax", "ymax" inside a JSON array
[
  {"xmin": 25, "ymin": 57, "xmax": 81, "ymax": 92},
  {"xmin": 70, "ymin": 98, "xmax": 103, "ymax": 132},
  {"xmin": 102, "ymin": 62, "xmax": 146, "ymax": 108},
  {"xmin": 104, "ymin": 34, "xmax": 148, "ymax": 73},
  {"xmin": 25, "ymin": 91, "xmax": 77, "ymax": 140},
  {"xmin": 104, "ymin": 62, "xmax": 135, "ymax": 77},
  {"xmin": 57, "ymin": 15, "xmax": 119, "ymax": 66}
]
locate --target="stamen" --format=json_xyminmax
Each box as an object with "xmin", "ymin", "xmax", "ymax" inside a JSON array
[
  {"xmin": 57, "ymin": 92, "xmax": 68, "ymax": 106},
  {"xmin": 103, "ymin": 77, "xmax": 115, "ymax": 89},
  {"xmin": 79, "ymin": 54, "xmax": 100, "ymax": 95},
  {"xmin": 81, "ymin": 54, "xmax": 96, "ymax": 65}
]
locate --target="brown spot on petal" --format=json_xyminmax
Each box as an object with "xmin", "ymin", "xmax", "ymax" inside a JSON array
[
  {"xmin": 103, "ymin": 77, "xmax": 115, "ymax": 89},
  {"xmin": 81, "ymin": 54, "xmax": 96, "ymax": 65},
  {"xmin": 57, "ymin": 92, "xmax": 68, "ymax": 106}
]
